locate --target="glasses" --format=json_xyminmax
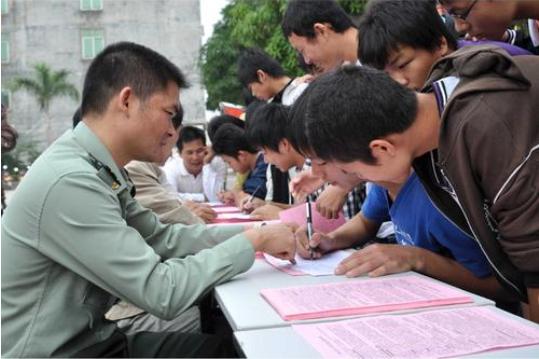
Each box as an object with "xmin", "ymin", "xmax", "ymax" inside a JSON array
[{"xmin": 446, "ymin": 0, "xmax": 478, "ymax": 21}]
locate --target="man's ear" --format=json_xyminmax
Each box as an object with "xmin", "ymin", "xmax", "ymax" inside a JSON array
[
  {"xmin": 313, "ymin": 22, "xmax": 332, "ymax": 39},
  {"xmin": 278, "ymin": 139, "xmax": 290, "ymax": 153},
  {"xmin": 438, "ymin": 36, "xmax": 450, "ymax": 57},
  {"xmin": 369, "ymin": 139, "xmax": 396, "ymax": 161},
  {"xmin": 256, "ymin": 69, "xmax": 268, "ymax": 83},
  {"xmin": 117, "ymin": 87, "xmax": 133, "ymax": 114}
]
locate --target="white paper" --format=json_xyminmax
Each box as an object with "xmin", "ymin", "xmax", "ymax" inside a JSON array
[{"xmin": 263, "ymin": 250, "xmax": 351, "ymax": 276}]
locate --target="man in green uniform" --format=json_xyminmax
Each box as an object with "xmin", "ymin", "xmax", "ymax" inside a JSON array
[{"xmin": 1, "ymin": 42, "xmax": 296, "ymax": 357}]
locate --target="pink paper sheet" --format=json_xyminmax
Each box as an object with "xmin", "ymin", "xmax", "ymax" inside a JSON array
[
  {"xmin": 260, "ymin": 275, "xmax": 472, "ymax": 321},
  {"xmin": 278, "ymin": 203, "xmax": 345, "ymax": 234},
  {"xmin": 293, "ymin": 306, "xmax": 539, "ymax": 358}
]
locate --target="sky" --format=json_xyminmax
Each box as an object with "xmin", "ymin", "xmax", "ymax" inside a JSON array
[{"xmin": 200, "ymin": 0, "xmax": 230, "ymax": 44}]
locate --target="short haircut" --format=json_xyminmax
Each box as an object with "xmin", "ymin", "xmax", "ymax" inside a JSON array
[
  {"xmin": 207, "ymin": 114, "xmax": 244, "ymax": 142},
  {"xmin": 245, "ymin": 103, "xmax": 290, "ymax": 152},
  {"xmin": 177, "ymin": 125, "xmax": 206, "ymax": 152},
  {"xmin": 237, "ymin": 48, "xmax": 286, "ymax": 87},
  {"xmin": 81, "ymin": 42, "xmax": 189, "ymax": 117},
  {"xmin": 243, "ymin": 100, "xmax": 266, "ymax": 128},
  {"xmin": 288, "ymin": 86, "xmax": 314, "ymax": 157},
  {"xmin": 282, "ymin": 0, "xmax": 355, "ymax": 38},
  {"xmin": 212, "ymin": 123, "xmax": 257, "ymax": 158},
  {"xmin": 358, "ymin": 0, "xmax": 458, "ymax": 69},
  {"xmin": 303, "ymin": 65, "xmax": 417, "ymax": 164},
  {"xmin": 72, "ymin": 107, "xmax": 82, "ymax": 128}
]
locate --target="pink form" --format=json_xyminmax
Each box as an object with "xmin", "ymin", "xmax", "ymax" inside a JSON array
[
  {"xmin": 293, "ymin": 306, "xmax": 539, "ymax": 358},
  {"xmin": 260, "ymin": 275, "xmax": 472, "ymax": 321},
  {"xmin": 278, "ymin": 203, "xmax": 345, "ymax": 234}
]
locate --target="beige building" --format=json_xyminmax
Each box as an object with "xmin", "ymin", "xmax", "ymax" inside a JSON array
[{"xmin": 1, "ymin": 0, "xmax": 205, "ymax": 147}]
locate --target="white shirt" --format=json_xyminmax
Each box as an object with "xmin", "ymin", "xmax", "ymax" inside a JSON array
[{"xmin": 162, "ymin": 152, "xmax": 227, "ymax": 203}]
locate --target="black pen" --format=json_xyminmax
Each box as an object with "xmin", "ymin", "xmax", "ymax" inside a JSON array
[
  {"xmin": 245, "ymin": 183, "xmax": 263, "ymax": 207},
  {"xmin": 306, "ymin": 195, "xmax": 314, "ymax": 259}
]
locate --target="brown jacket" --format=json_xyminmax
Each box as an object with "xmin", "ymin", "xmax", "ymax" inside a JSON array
[{"xmin": 415, "ymin": 45, "xmax": 539, "ymax": 300}]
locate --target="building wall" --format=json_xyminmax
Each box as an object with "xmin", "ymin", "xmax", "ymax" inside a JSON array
[{"xmin": 1, "ymin": 0, "xmax": 205, "ymax": 148}]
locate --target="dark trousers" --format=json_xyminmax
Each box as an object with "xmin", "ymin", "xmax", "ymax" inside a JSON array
[{"xmin": 76, "ymin": 329, "xmax": 237, "ymax": 358}]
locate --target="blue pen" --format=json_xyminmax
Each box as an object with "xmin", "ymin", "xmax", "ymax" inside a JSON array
[{"xmin": 306, "ymin": 195, "xmax": 314, "ymax": 259}]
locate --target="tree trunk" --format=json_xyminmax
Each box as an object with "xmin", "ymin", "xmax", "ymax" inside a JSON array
[{"xmin": 44, "ymin": 111, "xmax": 54, "ymax": 146}]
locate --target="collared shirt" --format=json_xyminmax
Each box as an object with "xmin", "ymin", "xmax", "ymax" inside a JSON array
[
  {"xmin": 1, "ymin": 122, "xmax": 254, "ymax": 357},
  {"xmin": 162, "ymin": 151, "xmax": 226, "ymax": 202}
]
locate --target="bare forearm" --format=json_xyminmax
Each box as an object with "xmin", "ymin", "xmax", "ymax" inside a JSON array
[
  {"xmin": 526, "ymin": 287, "xmax": 539, "ymax": 324},
  {"xmin": 415, "ymin": 248, "xmax": 512, "ymax": 301},
  {"xmin": 329, "ymin": 213, "xmax": 379, "ymax": 251}
]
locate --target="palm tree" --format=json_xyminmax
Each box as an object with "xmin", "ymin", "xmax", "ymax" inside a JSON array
[{"xmin": 10, "ymin": 63, "xmax": 79, "ymax": 145}]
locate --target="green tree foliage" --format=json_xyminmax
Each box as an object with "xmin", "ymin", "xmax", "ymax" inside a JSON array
[
  {"xmin": 200, "ymin": 0, "xmax": 366, "ymax": 110},
  {"xmin": 10, "ymin": 63, "xmax": 79, "ymax": 144}
]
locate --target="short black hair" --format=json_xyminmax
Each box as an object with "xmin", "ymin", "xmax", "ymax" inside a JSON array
[
  {"xmin": 72, "ymin": 107, "xmax": 82, "ymax": 128},
  {"xmin": 212, "ymin": 123, "xmax": 257, "ymax": 158},
  {"xmin": 81, "ymin": 42, "xmax": 189, "ymax": 117},
  {"xmin": 177, "ymin": 125, "xmax": 206, "ymax": 152},
  {"xmin": 358, "ymin": 0, "xmax": 457, "ymax": 69},
  {"xmin": 303, "ymin": 65, "xmax": 417, "ymax": 164},
  {"xmin": 237, "ymin": 48, "xmax": 286, "ymax": 87},
  {"xmin": 243, "ymin": 100, "xmax": 266, "ymax": 128},
  {"xmin": 207, "ymin": 114, "xmax": 244, "ymax": 142},
  {"xmin": 282, "ymin": 0, "xmax": 355, "ymax": 38},
  {"xmin": 288, "ymin": 85, "xmax": 314, "ymax": 157},
  {"xmin": 245, "ymin": 103, "xmax": 290, "ymax": 152}
]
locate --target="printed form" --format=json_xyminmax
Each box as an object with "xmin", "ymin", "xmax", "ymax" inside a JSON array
[
  {"xmin": 260, "ymin": 275, "xmax": 472, "ymax": 320},
  {"xmin": 293, "ymin": 306, "xmax": 539, "ymax": 358},
  {"xmin": 263, "ymin": 250, "xmax": 351, "ymax": 276}
]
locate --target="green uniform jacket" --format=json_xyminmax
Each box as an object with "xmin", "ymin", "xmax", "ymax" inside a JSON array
[{"xmin": 1, "ymin": 123, "xmax": 254, "ymax": 357}]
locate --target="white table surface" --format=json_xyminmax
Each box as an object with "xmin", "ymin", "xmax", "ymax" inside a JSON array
[
  {"xmin": 234, "ymin": 306, "xmax": 539, "ymax": 358},
  {"xmin": 215, "ymin": 258, "xmax": 494, "ymax": 331}
]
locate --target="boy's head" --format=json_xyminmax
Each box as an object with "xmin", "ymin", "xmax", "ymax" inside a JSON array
[
  {"xmin": 282, "ymin": 0, "xmax": 356, "ymax": 73},
  {"xmin": 177, "ymin": 125, "xmax": 207, "ymax": 175},
  {"xmin": 300, "ymin": 65, "xmax": 418, "ymax": 184},
  {"xmin": 237, "ymin": 48, "xmax": 287, "ymax": 101},
  {"xmin": 359, "ymin": 0, "xmax": 457, "ymax": 90},
  {"xmin": 212, "ymin": 123, "xmax": 258, "ymax": 174},
  {"xmin": 289, "ymin": 87, "xmax": 362, "ymax": 189},
  {"xmin": 439, "ymin": 0, "xmax": 518, "ymax": 41},
  {"xmin": 207, "ymin": 114, "xmax": 244, "ymax": 143},
  {"xmin": 245, "ymin": 103, "xmax": 300, "ymax": 172}
]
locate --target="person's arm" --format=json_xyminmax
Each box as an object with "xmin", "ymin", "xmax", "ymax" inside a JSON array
[
  {"xmin": 295, "ymin": 213, "xmax": 380, "ymax": 259},
  {"xmin": 315, "ymin": 185, "xmax": 349, "ymax": 219},
  {"xmin": 334, "ymin": 244, "xmax": 509, "ymax": 301},
  {"xmin": 125, "ymin": 162, "xmax": 203, "ymax": 225},
  {"xmin": 39, "ymin": 172, "xmax": 296, "ymax": 320},
  {"xmin": 289, "ymin": 169, "xmax": 325, "ymax": 202}
]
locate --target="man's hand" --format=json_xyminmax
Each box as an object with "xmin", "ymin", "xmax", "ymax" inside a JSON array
[
  {"xmin": 294, "ymin": 225, "xmax": 336, "ymax": 259},
  {"xmin": 184, "ymin": 201, "xmax": 217, "ymax": 223},
  {"xmin": 289, "ymin": 170, "xmax": 324, "ymax": 202},
  {"xmin": 217, "ymin": 191, "xmax": 236, "ymax": 205},
  {"xmin": 245, "ymin": 223, "xmax": 298, "ymax": 261},
  {"xmin": 239, "ymin": 196, "xmax": 265, "ymax": 213},
  {"xmin": 335, "ymin": 244, "xmax": 425, "ymax": 277},
  {"xmin": 316, "ymin": 185, "xmax": 347, "ymax": 219},
  {"xmin": 250, "ymin": 204, "xmax": 282, "ymax": 220}
]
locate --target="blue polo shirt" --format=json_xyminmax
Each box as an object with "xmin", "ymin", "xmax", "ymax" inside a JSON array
[
  {"xmin": 243, "ymin": 153, "xmax": 268, "ymax": 200},
  {"xmin": 361, "ymin": 173, "xmax": 491, "ymax": 278}
]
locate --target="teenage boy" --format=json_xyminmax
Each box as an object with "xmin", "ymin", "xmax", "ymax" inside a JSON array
[
  {"xmin": 237, "ymin": 47, "xmax": 307, "ymax": 106},
  {"xmin": 439, "ymin": 0, "xmax": 539, "ymax": 54},
  {"xmin": 282, "ymin": 0, "xmax": 359, "ymax": 74},
  {"xmin": 297, "ymin": 49, "xmax": 539, "ymax": 321},
  {"xmin": 163, "ymin": 125, "xmax": 226, "ymax": 204},
  {"xmin": 212, "ymin": 123, "xmax": 268, "ymax": 206},
  {"xmin": 1, "ymin": 42, "xmax": 297, "ymax": 357},
  {"xmin": 358, "ymin": 0, "xmax": 531, "ymax": 91}
]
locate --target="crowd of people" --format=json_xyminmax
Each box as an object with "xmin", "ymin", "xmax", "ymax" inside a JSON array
[{"xmin": 2, "ymin": 0, "xmax": 538, "ymax": 357}]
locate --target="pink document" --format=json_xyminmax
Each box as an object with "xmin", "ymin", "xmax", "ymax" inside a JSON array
[
  {"xmin": 260, "ymin": 275, "xmax": 472, "ymax": 321},
  {"xmin": 293, "ymin": 306, "xmax": 539, "ymax": 358},
  {"xmin": 278, "ymin": 203, "xmax": 345, "ymax": 234}
]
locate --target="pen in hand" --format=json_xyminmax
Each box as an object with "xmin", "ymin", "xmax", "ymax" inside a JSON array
[
  {"xmin": 306, "ymin": 195, "xmax": 315, "ymax": 259},
  {"xmin": 243, "ymin": 183, "xmax": 263, "ymax": 212}
]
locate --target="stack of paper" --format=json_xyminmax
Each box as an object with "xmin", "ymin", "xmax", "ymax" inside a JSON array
[
  {"xmin": 260, "ymin": 275, "xmax": 472, "ymax": 321},
  {"xmin": 263, "ymin": 251, "xmax": 350, "ymax": 276},
  {"xmin": 293, "ymin": 306, "xmax": 539, "ymax": 358}
]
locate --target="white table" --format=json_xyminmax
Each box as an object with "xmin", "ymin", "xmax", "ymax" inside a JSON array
[
  {"xmin": 214, "ymin": 259, "xmax": 494, "ymax": 331},
  {"xmin": 234, "ymin": 306, "xmax": 539, "ymax": 358}
]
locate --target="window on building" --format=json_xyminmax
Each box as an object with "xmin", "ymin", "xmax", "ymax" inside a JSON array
[
  {"xmin": 1, "ymin": 35, "xmax": 9, "ymax": 63},
  {"xmin": 81, "ymin": 29, "xmax": 104, "ymax": 60},
  {"xmin": 80, "ymin": 0, "xmax": 102, "ymax": 11},
  {"xmin": 1, "ymin": 89, "xmax": 11, "ymax": 108}
]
